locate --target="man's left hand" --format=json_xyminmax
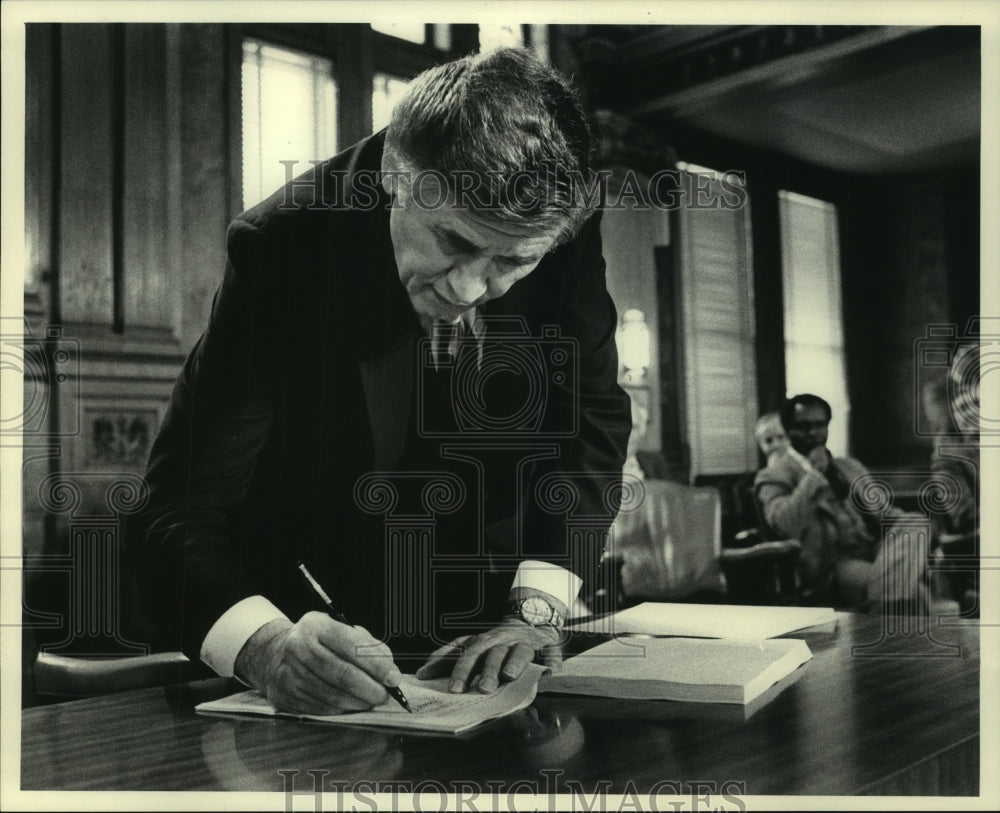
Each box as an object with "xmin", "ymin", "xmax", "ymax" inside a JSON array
[{"xmin": 415, "ymin": 618, "xmax": 563, "ymax": 693}]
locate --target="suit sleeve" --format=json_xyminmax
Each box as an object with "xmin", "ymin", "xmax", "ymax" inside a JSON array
[
  {"xmin": 515, "ymin": 211, "xmax": 632, "ymax": 585},
  {"xmin": 125, "ymin": 218, "xmax": 281, "ymax": 659}
]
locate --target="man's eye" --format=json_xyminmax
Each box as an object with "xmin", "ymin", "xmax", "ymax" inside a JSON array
[
  {"xmin": 434, "ymin": 233, "xmax": 470, "ymax": 255},
  {"xmin": 497, "ymin": 257, "xmax": 531, "ymax": 270}
]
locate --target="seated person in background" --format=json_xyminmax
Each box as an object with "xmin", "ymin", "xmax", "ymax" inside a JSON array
[
  {"xmin": 929, "ymin": 343, "xmax": 980, "ymax": 612},
  {"xmin": 754, "ymin": 411, "xmax": 789, "ymax": 464},
  {"xmin": 754, "ymin": 394, "xmax": 929, "ymax": 609}
]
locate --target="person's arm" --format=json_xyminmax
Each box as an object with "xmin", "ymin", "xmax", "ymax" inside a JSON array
[
  {"xmin": 416, "ymin": 560, "xmax": 576, "ymax": 692},
  {"xmin": 490, "ymin": 211, "xmax": 631, "ymax": 578},
  {"xmin": 541, "ymin": 209, "xmax": 632, "ymax": 551},
  {"xmin": 929, "ymin": 450, "xmax": 979, "ymax": 536},
  {"xmin": 421, "ymin": 212, "xmax": 631, "ymax": 692},
  {"xmin": 128, "ymin": 215, "xmax": 402, "ymax": 714},
  {"xmin": 755, "ymin": 462, "xmax": 830, "ymax": 539},
  {"xmin": 126, "ymin": 217, "xmax": 282, "ymax": 659}
]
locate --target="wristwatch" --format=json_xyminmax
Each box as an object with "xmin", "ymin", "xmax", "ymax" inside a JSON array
[{"xmin": 509, "ymin": 595, "xmax": 564, "ymax": 629}]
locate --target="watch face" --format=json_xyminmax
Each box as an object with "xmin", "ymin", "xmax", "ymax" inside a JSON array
[{"xmin": 519, "ymin": 596, "xmax": 554, "ymax": 625}]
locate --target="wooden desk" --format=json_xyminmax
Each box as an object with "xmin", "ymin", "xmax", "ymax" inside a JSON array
[{"xmin": 20, "ymin": 613, "xmax": 979, "ymax": 798}]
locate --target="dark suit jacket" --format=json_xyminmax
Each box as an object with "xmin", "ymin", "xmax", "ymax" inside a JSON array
[{"xmin": 126, "ymin": 131, "xmax": 631, "ymax": 660}]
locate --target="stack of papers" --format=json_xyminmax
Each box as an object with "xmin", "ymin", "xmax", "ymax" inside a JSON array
[
  {"xmin": 540, "ymin": 637, "xmax": 813, "ymax": 705},
  {"xmin": 568, "ymin": 602, "xmax": 836, "ymax": 640}
]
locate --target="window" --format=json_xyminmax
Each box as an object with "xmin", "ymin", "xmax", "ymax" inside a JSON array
[
  {"xmin": 477, "ymin": 24, "xmax": 549, "ymax": 62},
  {"xmin": 241, "ymin": 39, "xmax": 338, "ymax": 209},
  {"xmin": 779, "ymin": 190, "xmax": 850, "ymax": 455},
  {"xmin": 675, "ymin": 163, "xmax": 759, "ymax": 476},
  {"xmin": 478, "ymin": 24, "xmax": 524, "ymax": 52},
  {"xmin": 372, "ymin": 72, "xmax": 410, "ymax": 133},
  {"xmin": 432, "ymin": 26, "xmax": 452, "ymax": 52},
  {"xmin": 370, "ymin": 23, "xmax": 451, "ymax": 50},
  {"xmin": 370, "ymin": 22, "xmax": 425, "ymax": 44},
  {"xmin": 525, "ymin": 25, "xmax": 549, "ymax": 63}
]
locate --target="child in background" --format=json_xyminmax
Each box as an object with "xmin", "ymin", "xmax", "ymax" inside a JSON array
[{"xmin": 754, "ymin": 411, "xmax": 789, "ymax": 463}]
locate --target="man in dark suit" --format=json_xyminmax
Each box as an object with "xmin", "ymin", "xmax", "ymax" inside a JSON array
[{"xmin": 127, "ymin": 48, "xmax": 630, "ymax": 714}]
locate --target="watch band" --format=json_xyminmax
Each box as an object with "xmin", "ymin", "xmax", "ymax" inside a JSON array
[{"xmin": 509, "ymin": 597, "xmax": 565, "ymax": 629}]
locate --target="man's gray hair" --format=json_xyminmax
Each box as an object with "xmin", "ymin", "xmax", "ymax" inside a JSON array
[{"xmin": 384, "ymin": 47, "xmax": 598, "ymax": 245}]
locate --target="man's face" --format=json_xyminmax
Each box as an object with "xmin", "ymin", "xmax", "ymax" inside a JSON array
[
  {"xmin": 388, "ymin": 182, "xmax": 559, "ymax": 329},
  {"xmin": 786, "ymin": 403, "xmax": 830, "ymax": 455}
]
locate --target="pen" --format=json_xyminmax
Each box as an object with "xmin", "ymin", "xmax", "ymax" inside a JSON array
[{"xmin": 296, "ymin": 561, "xmax": 412, "ymax": 713}]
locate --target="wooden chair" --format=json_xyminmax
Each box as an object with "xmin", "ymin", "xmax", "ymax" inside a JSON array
[
  {"xmin": 31, "ymin": 651, "xmax": 192, "ymax": 701},
  {"xmin": 931, "ymin": 531, "xmax": 979, "ymax": 616},
  {"xmin": 604, "ymin": 478, "xmax": 802, "ymax": 609},
  {"xmin": 694, "ymin": 472, "xmax": 804, "ymax": 604}
]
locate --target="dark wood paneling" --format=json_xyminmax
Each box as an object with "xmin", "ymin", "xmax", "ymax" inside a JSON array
[
  {"xmin": 123, "ymin": 24, "xmax": 172, "ymax": 329},
  {"xmin": 333, "ymin": 24, "xmax": 375, "ymax": 147},
  {"xmin": 59, "ymin": 25, "xmax": 115, "ymax": 325},
  {"xmin": 178, "ymin": 24, "xmax": 232, "ymax": 353},
  {"xmin": 654, "ymin": 243, "xmax": 689, "ymax": 482},
  {"xmin": 450, "ymin": 24, "xmax": 480, "ymax": 57},
  {"xmin": 840, "ymin": 175, "xmax": 971, "ymax": 467},
  {"xmin": 746, "ymin": 174, "xmax": 785, "ymax": 414},
  {"xmin": 942, "ymin": 169, "xmax": 981, "ymax": 331},
  {"xmin": 25, "ymin": 24, "xmax": 54, "ymax": 310}
]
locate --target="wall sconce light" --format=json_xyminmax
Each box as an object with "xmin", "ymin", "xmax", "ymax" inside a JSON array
[{"xmin": 619, "ymin": 308, "xmax": 650, "ymax": 385}]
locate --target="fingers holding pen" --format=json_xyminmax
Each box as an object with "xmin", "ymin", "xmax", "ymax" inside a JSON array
[
  {"xmin": 295, "ymin": 612, "xmax": 402, "ymax": 704},
  {"xmin": 268, "ymin": 650, "xmax": 377, "ymax": 714},
  {"xmin": 243, "ymin": 613, "xmax": 401, "ymax": 714}
]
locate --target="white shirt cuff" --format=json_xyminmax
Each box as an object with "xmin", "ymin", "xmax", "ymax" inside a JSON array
[
  {"xmin": 200, "ymin": 595, "xmax": 289, "ymax": 678},
  {"xmin": 510, "ymin": 560, "xmax": 582, "ymax": 610}
]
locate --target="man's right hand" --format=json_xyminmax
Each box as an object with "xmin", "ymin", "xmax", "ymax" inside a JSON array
[
  {"xmin": 233, "ymin": 612, "xmax": 403, "ymax": 715},
  {"xmin": 807, "ymin": 446, "xmax": 831, "ymax": 473}
]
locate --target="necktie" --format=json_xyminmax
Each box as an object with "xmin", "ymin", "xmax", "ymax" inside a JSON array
[{"xmin": 430, "ymin": 320, "xmax": 461, "ymax": 369}]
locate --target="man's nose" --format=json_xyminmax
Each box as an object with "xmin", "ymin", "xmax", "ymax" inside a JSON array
[{"xmin": 446, "ymin": 257, "xmax": 490, "ymax": 305}]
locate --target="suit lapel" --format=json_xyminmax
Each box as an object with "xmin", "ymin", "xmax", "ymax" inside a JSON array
[
  {"xmin": 348, "ymin": 179, "xmax": 419, "ymax": 472},
  {"xmin": 359, "ymin": 330, "xmax": 414, "ymax": 470}
]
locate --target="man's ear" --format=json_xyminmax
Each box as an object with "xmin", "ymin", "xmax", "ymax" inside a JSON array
[{"xmin": 380, "ymin": 147, "xmax": 404, "ymax": 197}]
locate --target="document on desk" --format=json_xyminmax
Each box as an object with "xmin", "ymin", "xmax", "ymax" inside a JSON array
[
  {"xmin": 568, "ymin": 602, "xmax": 836, "ymax": 640},
  {"xmin": 195, "ymin": 664, "xmax": 545, "ymax": 734},
  {"xmin": 540, "ymin": 637, "xmax": 812, "ymax": 705}
]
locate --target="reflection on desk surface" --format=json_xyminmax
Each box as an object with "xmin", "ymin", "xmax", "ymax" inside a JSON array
[{"xmin": 20, "ymin": 613, "xmax": 980, "ymax": 797}]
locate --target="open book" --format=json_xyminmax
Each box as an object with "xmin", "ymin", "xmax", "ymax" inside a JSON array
[
  {"xmin": 540, "ymin": 637, "xmax": 812, "ymax": 705},
  {"xmin": 195, "ymin": 664, "xmax": 545, "ymax": 735},
  {"xmin": 568, "ymin": 602, "xmax": 836, "ymax": 640}
]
